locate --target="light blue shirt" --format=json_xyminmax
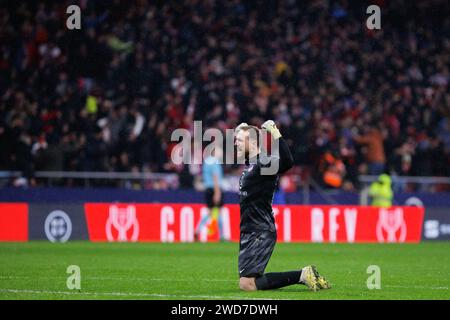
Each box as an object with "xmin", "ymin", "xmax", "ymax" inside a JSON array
[{"xmin": 203, "ymin": 156, "xmax": 223, "ymax": 189}]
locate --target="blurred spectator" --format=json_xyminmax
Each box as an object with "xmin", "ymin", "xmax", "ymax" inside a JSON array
[
  {"xmin": 318, "ymin": 151, "xmax": 346, "ymax": 189},
  {"xmin": 353, "ymin": 126, "xmax": 386, "ymax": 176},
  {"xmin": 369, "ymin": 174, "xmax": 393, "ymax": 208},
  {"xmin": 0, "ymin": 0, "xmax": 448, "ymax": 190}
]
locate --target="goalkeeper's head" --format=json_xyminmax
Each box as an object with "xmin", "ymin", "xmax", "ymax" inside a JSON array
[{"xmin": 234, "ymin": 123, "xmax": 260, "ymax": 160}]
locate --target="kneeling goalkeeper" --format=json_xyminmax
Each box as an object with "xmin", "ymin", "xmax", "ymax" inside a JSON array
[{"xmin": 235, "ymin": 120, "xmax": 330, "ymax": 291}]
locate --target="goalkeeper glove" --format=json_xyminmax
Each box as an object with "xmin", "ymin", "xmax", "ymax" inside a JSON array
[{"xmin": 261, "ymin": 120, "xmax": 281, "ymax": 139}]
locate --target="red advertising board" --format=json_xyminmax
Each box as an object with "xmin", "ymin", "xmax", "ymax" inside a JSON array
[
  {"xmin": 84, "ymin": 204, "xmax": 424, "ymax": 243},
  {"xmin": 0, "ymin": 203, "xmax": 28, "ymax": 241},
  {"xmin": 84, "ymin": 203, "xmax": 241, "ymax": 242}
]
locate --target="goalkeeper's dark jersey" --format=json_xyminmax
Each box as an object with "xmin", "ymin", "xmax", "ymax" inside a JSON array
[{"xmin": 238, "ymin": 137, "xmax": 294, "ymax": 232}]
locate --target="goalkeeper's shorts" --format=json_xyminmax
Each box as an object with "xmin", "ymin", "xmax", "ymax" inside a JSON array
[{"xmin": 238, "ymin": 230, "xmax": 276, "ymax": 278}]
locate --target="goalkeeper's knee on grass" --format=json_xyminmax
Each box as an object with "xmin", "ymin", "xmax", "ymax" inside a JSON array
[{"xmin": 239, "ymin": 271, "xmax": 301, "ymax": 291}]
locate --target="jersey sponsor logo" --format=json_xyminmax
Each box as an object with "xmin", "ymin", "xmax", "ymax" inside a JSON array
[
  {"xmin": 239, "ymin": 171, "xmax": 245, "ymax": 190},
  {"xmin": 44, "ymin": 210, "xmax": 72, "ymax": 243},
  {"xmin": 376, "ymin": 208, "xmax": 407, "ymax": 242},
  {"xmin": 105, "ymin": 205, "xmax": 139, "ymax": 242}
]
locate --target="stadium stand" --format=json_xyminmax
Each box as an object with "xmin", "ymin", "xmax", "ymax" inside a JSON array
[{"xmin": 0, "ymin": 0, "xmax": 448, "ymax": 190}]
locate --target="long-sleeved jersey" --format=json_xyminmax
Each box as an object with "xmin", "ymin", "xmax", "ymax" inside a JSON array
[{"xmin": 238, "ymin": 137, "xmax": 294, "ymax": 232}]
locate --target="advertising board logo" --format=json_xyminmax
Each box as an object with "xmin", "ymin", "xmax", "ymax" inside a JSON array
[
  {"xmin": 424, "ymin": 220, "xmax": 439, "ymax": 239},
  {"xmin": 376, "ymin": 208, "xmax": 407, "ymax": 242},
  {"xmin": 44, "ymin": 210, "xmax": 72, "ymax": 242},
  {"xmin": 105, "ymin": 205, "xmax": 139, "ymax": 242},
  {"xmin": 404, "ymin": 197, "xmax": 424, "ymax": 207}
]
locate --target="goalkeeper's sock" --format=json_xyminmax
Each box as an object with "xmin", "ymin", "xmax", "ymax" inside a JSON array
[{"xmin": 255, "ymin": 271, "xmax": 302, "ymax": 290}]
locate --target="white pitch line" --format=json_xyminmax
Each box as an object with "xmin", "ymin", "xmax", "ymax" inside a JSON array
[
  {"xmin": 384, "ymin": 285, "xmax": 449, "ymax": 290},
  {"xmin": 338, "ymin": 284, "xmax": 449, "ymax": 291},
  {"xmin": 2, "ymin": 277, "xmax": 447, "ymax": 292},
  {"xmin": 0, "ymin": 275, "xmax": 235, "ymax": 282},
  {"xmin": 0, "ymin": 288, "xmax": 276, "ymax": 300},
  {"xmin": 89, "ymin": 276, "xmax": 236, "ymax": 282}
]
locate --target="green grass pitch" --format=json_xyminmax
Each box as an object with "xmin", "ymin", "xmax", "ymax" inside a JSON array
[{"xmin": 1, "ymin": 242, "xmax": 449, "ymax": 300}]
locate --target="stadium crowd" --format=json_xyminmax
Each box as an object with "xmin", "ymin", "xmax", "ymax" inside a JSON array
[{"xmin": 0, "ymin": 0, "xmax": 449, "ymax": 190}]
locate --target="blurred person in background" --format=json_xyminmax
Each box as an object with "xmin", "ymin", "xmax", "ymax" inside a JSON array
[
  {"xmin": 194, "ymin": 147, "xmax": 225, "ymax": 241},
  {"xmin": 369, "ymin": 174, "xmax": 393, "ymax": 208},
  {"xmin": 319, "ymin": 150, "xmax": 346, "ymax": 189},
  {"xmin": 353, "ymin": 125, "xmax": 386, "ymax": 176}
]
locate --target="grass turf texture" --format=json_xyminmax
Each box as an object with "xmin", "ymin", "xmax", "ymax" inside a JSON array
[{"xmin": 0, "ymin": 242, "xmax": 449, "ymax": 300}]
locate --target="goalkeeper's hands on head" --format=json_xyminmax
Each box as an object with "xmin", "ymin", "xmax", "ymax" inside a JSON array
[{"xmin": 261, "ymin": 120, "xmax": 282, "ymax": 140}]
